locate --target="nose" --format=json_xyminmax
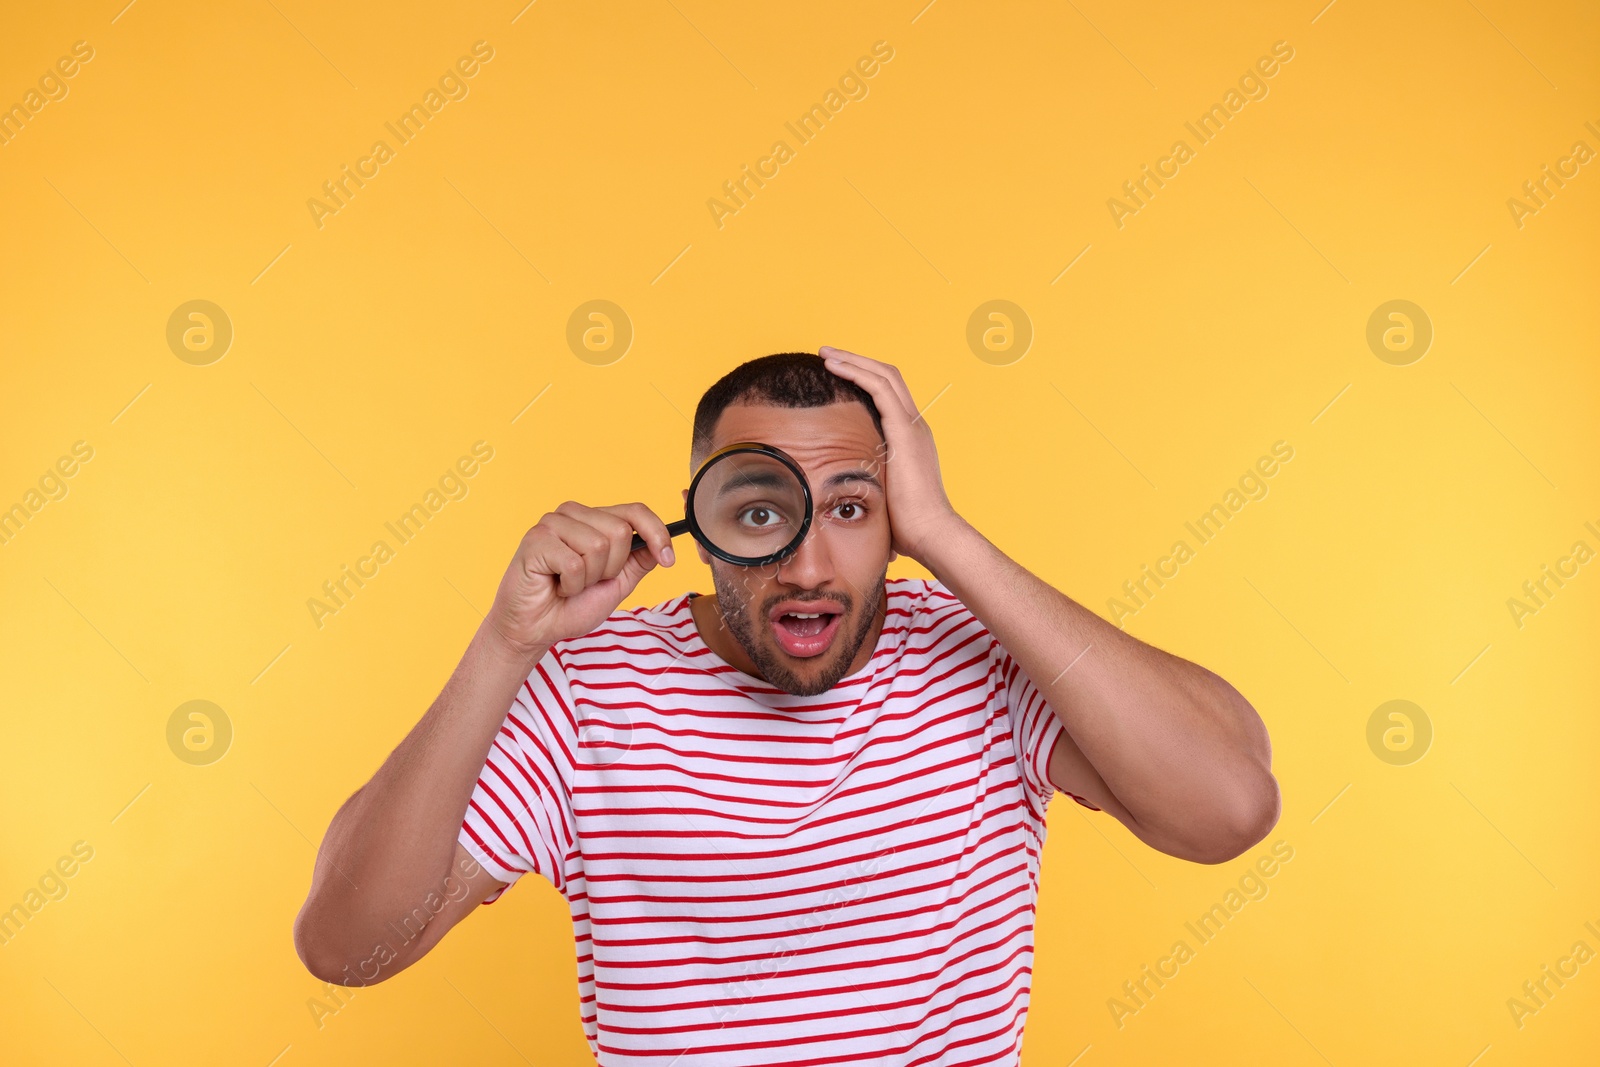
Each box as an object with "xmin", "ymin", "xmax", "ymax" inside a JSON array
[{"xmin": 773, "ymin": 522, "xmax": 835, "ymax": 590}]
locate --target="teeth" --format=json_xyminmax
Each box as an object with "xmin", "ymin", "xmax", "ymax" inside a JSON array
[{"xmin": 790, "ymin": 612, "xmax": 821, "ymax": 618}]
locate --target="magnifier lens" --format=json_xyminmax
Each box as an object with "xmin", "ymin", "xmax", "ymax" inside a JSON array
[{"xmin": 690, "ymin": 451, "xmax": 808, "ymax": 562}]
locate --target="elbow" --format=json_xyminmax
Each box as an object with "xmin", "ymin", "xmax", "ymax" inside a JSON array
[
  {"xmin": 294, "ymin": 900, "xmax": 374, "ymax": 987},
  {"xmin": 1192, "ymin": 770, "xmax": 1281, "ymax": 865},
  {"xmin": 300, "ymin": 950, "xmax": 352, "ymax": 987},
  {"xmin": 294, "ymin": 905, "xmax": 341, "ymax": 984},
  {"xmin": 1194, "ymin": 680, "xmax": 1279, "ymax": 864}
]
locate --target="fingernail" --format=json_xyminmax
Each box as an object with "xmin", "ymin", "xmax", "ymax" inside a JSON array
[{"xmin": 663, "ymin": 546, "xmax": 675, "ymax": 565}]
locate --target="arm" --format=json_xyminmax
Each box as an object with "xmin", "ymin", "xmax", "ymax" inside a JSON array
[
  {"xmin": 293, "ymin": 622, "xmax": 527, "ymax": 985},
  {"xmin": 924, "ymin": 516, "xmax": 1278, "ymax": 864},
  {"xmin": 293, "ymin": 500, "xmax": 677, "ymax": 984},
  {"xmin": 819, "ymin": 346, "xmax": 1279, "ymax": 865}
]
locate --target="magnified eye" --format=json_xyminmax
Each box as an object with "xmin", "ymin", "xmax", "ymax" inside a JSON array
[{"xmin": 738, "ymin": 504, "xmax": 788, "ymax": 529}]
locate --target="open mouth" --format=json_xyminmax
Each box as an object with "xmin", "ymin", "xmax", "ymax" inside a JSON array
[{"xmin": 768, "ymin": 601, "xmax": 845, "ymax": 659}]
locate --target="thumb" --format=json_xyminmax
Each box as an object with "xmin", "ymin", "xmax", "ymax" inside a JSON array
[{"xmin": 608, "ymin": 545, "xmax": 660, "ymax": 604}]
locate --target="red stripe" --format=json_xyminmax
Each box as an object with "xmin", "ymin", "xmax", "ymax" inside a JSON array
[
  {"xmin": 599, "ymin": 930, "xmax": 1031, "ymax": 1016},
  {"xmin": 573, "ymin": 641, "xmax": 989, "ymax": 736},
  {"xmin": 604, "ymin": 943, "xmax": 1033, "ymax": 1034},
  {"xmin": 586, "ymin": 822, "xmax": 1026, "ymax": 917},
  {"xmin": 578, "ymin": 797, "xmax": 1036, "ymax": 888},
  {"xmin": 572, "ymin": 733, "xmax": 999, "ymax": 827},
  {"xmin": 571, "ymin": 680, "xmax": 990, "ymax": 777},
  {"xmin": 595, "ymin": 859, "xmax": 1029, "ymax": 951},
  {"xmin": 594, "ymin": 850, "xmax": 1027, "ymax": 932},
  {"xmin": 492, "ymin": 724, "xmax": 573, "ymax": 851},
  {"xmin": 578, "ymin": 777, "xmax": 1026, "ymax": 867},
  {"xmin": 575, "ymin": 751, "xmax": 1008, "ymax": 843},
  {"xmin": 593, "ymin": 984, "xmax": 1031, "ymax": 1060},
  {"xmin": 591, "ymin": 882, "xmax": 1034, "ymax": 974}
]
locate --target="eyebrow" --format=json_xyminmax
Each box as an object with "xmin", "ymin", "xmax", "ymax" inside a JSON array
[
  {"xmin": 710, "ymin": 466, "xmax": 884, "ymax": 497},
  {"xmin": 715, "ymin": 469, "xmax": 791, "ymax": 496},
  {"xmin": 820, "ymin": 469, "xmax": 883, "ymax": 494}
]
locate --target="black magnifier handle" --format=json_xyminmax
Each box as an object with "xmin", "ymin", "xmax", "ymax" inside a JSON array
[{"xmin": 630, "ymin": 518, "xmax": 692, "ymax": 553}]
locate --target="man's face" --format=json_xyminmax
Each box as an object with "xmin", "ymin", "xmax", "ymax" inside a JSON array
[{"xmin": 687, "ymin": 401, "xmax": 895, "ymax": 696}]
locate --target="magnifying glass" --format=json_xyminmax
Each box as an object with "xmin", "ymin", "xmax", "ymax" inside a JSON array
[{"xmin": 628, "ymin": 441, "xmax": 814, "ymax": 567}]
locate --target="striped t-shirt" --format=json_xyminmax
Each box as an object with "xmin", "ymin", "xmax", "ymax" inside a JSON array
[{"xmin": 458, "ymin": 576, "xmax": 1095, "ymax": 1066}]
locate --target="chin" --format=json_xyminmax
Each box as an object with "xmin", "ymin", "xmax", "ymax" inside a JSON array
[
  {"xmin": 713, "ymin": 567, "xmax": 888, "ymax": 697},
  {"xmin": 752, "ymin": 616, "xmax": 861, "ymax": 696},
  {"xmin": 766, "ymin": 665, "xmax": 847, "ymax": 698}
]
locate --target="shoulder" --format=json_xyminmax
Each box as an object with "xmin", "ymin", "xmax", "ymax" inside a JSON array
[
  {"xmin": 508, "ymin": 592, "xmax": 701, "ymax": 730},
  {"xmin": 888, "ymin": 575, "xmax": 974, "ymax": 618},
  {"xmin": 894, "ymin": 575, "xmax": 961, "ymax": 608},
  {"xmin": 885, "ymin": 576, "xmax": 991, "ymax": 648},
  {"xmin": 545, "ymin": 590, "xmax": 701, "ymax": 674}
]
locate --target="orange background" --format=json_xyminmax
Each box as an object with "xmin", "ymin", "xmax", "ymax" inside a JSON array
[{"xmin": 1, "ymin": 1, "xmax": 1596, "ymax": 1064}]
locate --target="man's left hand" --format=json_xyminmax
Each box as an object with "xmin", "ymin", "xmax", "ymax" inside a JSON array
[{"xmin": 820, "ymin": 345, "xmax": 962, "ymax": 565}]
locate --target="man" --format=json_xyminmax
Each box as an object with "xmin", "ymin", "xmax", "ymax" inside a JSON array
[{"xmin": 294, "ymin": 347, "xmax": 1279, "ymax": 1064}]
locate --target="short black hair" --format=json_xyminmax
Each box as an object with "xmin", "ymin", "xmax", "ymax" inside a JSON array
[{"xmin": 690, "ymin": 352, "xmax": 884, "ymax": 469}]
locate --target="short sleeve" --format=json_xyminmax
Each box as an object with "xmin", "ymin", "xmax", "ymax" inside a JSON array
[
  {"xmin": 458, "ymin": 646, "xmax": 579, "ymax": 902},
  {"xmin": 995, "ymin": 644, "xmax": 1101, "ymax": 812}
]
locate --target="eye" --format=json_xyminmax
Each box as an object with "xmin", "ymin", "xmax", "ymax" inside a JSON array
[
  {"xmin": 737, "ymin": 504, "xmax": 786, "ymax": 528},
  {"xmin": 829, "ymin": 500, "xmax": 867, "ymax": 522}
]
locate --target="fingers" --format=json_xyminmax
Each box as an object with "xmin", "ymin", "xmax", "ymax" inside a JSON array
[
  {"xmin": 531, "ymin": 501, "xmax": 673, "ymax": 602},
  {"xmin": 597, "ymin": 502, "xmax": 675, "ymax": 568},
  {"xmin": 820, "ymin": 346, "xmax": 918, "ymax": 420},
  {"xmin": 820, "ymin": 346, "xmax": 916, "ymax": 414},
  {"xmin": 550, "ymin": 503, "xmax": 636, "ymax": 587},
  {"xmin": 529, "ymin": 514, "xmax": 611, "ymax": 597},
  {"xmin": 524, "ymin": 521, "xmax": 590, "ymax": 598}
]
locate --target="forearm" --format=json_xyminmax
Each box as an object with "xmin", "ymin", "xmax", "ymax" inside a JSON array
[
  {"xmin": 295, "ymin": 620, "xmax": 539, "ymax": 971},
  {"xmin": 923, "ymin": 515, "xmax": 1276, "ymax": 857}
]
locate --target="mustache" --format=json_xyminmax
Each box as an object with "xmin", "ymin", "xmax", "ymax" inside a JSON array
[{"xmin": 762, "ymin": 591, "xmax": 850, "ymax": 615}]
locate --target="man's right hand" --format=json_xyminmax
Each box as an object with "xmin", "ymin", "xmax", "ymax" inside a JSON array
[{"xmin": 485, "ymin": 501, "xmax": 675, "ymax": 659}]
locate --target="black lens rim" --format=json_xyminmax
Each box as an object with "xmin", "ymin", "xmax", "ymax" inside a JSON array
[{"xmin": 684, "ymin": 441, "xmax": 814, "ymax": 567}]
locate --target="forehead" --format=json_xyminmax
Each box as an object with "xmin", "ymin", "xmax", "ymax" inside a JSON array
[{"xmin": 700, "ymin": 401, "xmax": 882, "ymax": 481}]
